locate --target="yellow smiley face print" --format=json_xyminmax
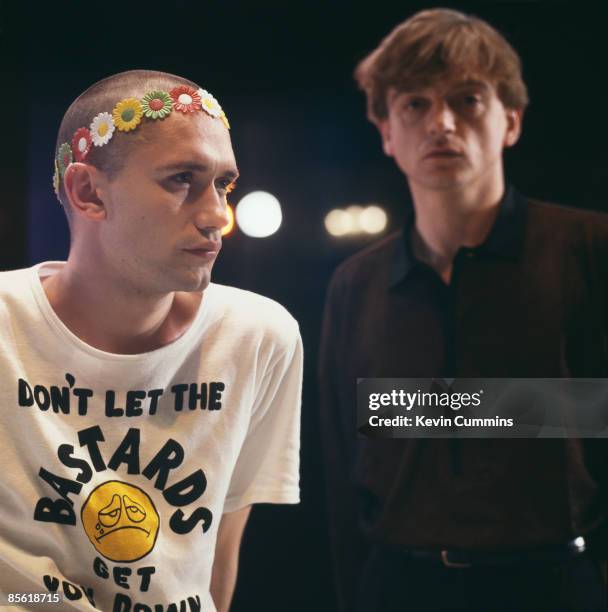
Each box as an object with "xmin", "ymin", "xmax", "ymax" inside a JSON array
[{"xmin": 81, "ymin": 480, "xmax": 160, "ymax": 562}]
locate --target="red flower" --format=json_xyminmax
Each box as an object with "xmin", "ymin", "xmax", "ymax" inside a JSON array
[
  {"xmin": 72, "ymin": 128, "xmax": 93, "ymax": 162},
  {"xmin": 170, "ymin": 86, "xmax": 202, "ymax": 113}
]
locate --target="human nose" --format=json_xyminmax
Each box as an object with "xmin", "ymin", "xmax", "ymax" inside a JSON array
[
  {"xmin": 193, "ymin": 186, "xmax": 230, "ymax": 234},
  {"xmin": 426, "ymin": 100, "xmax": 456, "ymax": 135}
]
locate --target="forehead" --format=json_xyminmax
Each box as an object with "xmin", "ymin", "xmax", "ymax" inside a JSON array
[
  {"xmin": 129, "ymin": 111, "xmax": 236, "ymax": 170},
  {"xmin": 394, "ymin": 77, "xmax": 494, "ymax": 98}
]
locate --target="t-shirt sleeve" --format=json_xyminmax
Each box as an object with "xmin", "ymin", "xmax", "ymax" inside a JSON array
[{"xmin": 223, "ymin": 323, "xmax": 303, "ymax": 513}]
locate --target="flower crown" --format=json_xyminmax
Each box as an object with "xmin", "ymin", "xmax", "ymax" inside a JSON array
[{"xmin": 53, "ymin": 85, "xmax": 230, "ymax": 196}]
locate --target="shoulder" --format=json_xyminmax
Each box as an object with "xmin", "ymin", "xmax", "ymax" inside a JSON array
[
  {"xmin": 0, "ymin": 267, "xmax": 34, "ymax": 314},
  {"xmin": 0, "ymin": 267, "xmax": 39, "ymax": 336},
  {"xmin": 0, "ymin": 267, "xmax": 32, "ymax": 295},
  {"xmin": 524, "ymin": 198, "xmax": 608, "ymax": 261},
  {"xmin": 207, "ymin": 283, "xmax": 300, "ymax": 351},
  {"xmin": 526, "ymin": 198, "xmax": 608, "ymax": 237}
]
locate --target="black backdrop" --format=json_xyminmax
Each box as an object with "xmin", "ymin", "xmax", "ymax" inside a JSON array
[{"xmin": 2, "ymin": 1, "xmax": 608, "ymax": 610}]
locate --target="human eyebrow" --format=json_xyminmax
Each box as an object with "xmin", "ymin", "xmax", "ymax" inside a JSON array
[
  {"xmin": 155, "ymin": 161, "xmax": 210, "ymax": 173},
  {"xmin": 155, "ymin": 162, "xmax": 239, "ymax": 182},
  {"xmin": 450, "ymin": 80, "xmax": 489, "ymax": 93},
  {"xmin": 393, "ymin": 89, "xmax": 426, "ymax": 100},
  {"xmin": 221, "ymin": 168, "xmax": 239, "ymax": 181}
]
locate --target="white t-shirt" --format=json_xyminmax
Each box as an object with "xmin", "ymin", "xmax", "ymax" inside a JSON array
[{"xmin": 0, "ymin": 262, "xmax": 302, "ymax": 611}]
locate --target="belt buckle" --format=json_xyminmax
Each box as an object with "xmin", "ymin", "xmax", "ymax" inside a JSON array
[{"xmin": 441, "ymin": 550, "xmax": 472, "ymax": 569}]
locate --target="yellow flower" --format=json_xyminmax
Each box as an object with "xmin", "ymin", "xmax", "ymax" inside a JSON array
[
  {"xmin": 112, "ymin": 98, "xmax": 144, "ymax": 132},
  {"xmin": 220, "ymin": 111, "xmax": 230, "ymax": 130}
]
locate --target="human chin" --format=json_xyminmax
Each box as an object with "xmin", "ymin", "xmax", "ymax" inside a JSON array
[
  {"xmin": 412, "ymin": 169, "xmax": 470, "ymax": 191},
  {"xmin": 176, "ymin": 266, "xmax": 213, "ymax": 292},
  {"xmin": 418, "ymin": 158, "xmax": 472, "ymax": 183}
]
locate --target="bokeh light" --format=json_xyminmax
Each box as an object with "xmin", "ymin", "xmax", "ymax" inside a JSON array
[
  {"xmin": 221, "ymin": 203, "xmax": 235, "ymax": 236},
  {"xmin": 235, "ymin": 191, "xmax": 282, "ymax": 238},
  {"xmin": 359, "ymin": 205, "xmax": 387, "ymax": 234},
  {"xmin": 345, "ymin": 205, "xmax": 364, "ymax": 233},
  {"xmin": 324, "ymin": 209, "xmax": 354, "ymax": 237},
  {"xmin": 324, "ymin": 204, "xmax": 388, "ymax": 237}
]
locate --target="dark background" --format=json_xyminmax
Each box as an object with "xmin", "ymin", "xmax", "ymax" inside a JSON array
[{"xmin": 1, "ymin": 1, "xmax": 608, "ymax": 610}]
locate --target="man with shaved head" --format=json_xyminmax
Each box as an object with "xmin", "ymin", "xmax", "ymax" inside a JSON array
[
  {"xmin": 319, "ymin": 9, "xmax": 608, "ymax": 612},
  {"xmin": 0, "ymin": 70, "xmax": 302, "ymax": 611}
]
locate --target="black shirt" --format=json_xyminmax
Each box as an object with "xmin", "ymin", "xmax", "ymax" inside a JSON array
[{"xmin": 318, "ymin": 186, "xmax": 608, "ymax": 611}]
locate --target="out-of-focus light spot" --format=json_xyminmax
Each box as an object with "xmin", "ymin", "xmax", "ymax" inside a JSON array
[
  {"xmin": 345, "ymin": 205, "xmax": 364, "ymax": 232},
  {"xmin": 359, "ymin": 205, "xmax": 387, "ymax": 234},
  {"xmin": 324, "ymin": 204, "xmax": 388, "ymax": 237},
  {"xmin": 235, "ymin": 191, "xmax": 282, "ymax": 238},
  {"xmin": 324, "ymin": 209, "xmax": 354, "ymax": 236},
  {"xmin": 221, "ymin": 203, "xmax": 235, "ymax": 236}
]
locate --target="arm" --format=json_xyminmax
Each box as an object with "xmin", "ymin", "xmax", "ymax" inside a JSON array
[
  {"xmin": 215, "ymin": 315, "xmax": 302, "ymax": 607},
  {"xmin": 580, "ymin": 219, "xmax": 608, "ymax": 561},
  {"xmin": 318, "ymin": 274, "xmax": 369, "ymax": 612},
  {"xmin": 210, "ymin": 505, "xmax": 252, "ymax": 612}
]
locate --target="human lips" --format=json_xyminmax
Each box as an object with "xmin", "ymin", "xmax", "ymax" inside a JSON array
[
  {"xmin": 182, "ymin": 241, "xmax": 221, "ymax": 259},
  {"xmin": 423, "ymin": 147, "xmax": 463, "ymax": 159}
]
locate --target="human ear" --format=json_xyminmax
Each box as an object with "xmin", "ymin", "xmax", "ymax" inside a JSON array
[
  {"xmin": 378, "ymin": 119, "xmax": 394, "ymax": 157},
  {"xmin": 62, "ymin": 163, "xmax": 107, "ymax": 221},
  {"xmin": 503, "ymin": 108, "xmax": 523, "ymax": 148}
]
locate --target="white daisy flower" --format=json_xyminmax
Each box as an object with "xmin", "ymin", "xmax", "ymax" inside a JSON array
[
  {"xmin": 90, "ymin": 112, "xmax": 116, "ymax": 147},
  {"xmin": 197, "ymin": 88, "xmax": 223, "ymax": 118}
]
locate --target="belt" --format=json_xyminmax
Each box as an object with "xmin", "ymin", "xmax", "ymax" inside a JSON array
[{"xmin": 400, "ymin": 537, "xmax": 586, "ymax": 569}]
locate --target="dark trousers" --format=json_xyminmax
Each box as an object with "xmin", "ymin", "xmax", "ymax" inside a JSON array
[{"xmin": 356, "ymin": 547, "xmax": 607, "ymax": 612}]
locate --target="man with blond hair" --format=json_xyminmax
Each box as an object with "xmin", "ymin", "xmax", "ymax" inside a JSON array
[
  {"xmin": 0, "ymin": 70, "xmax": 302, "ymax": 611},
  {"xmin": 320, "ymin": 9, "xmax": 608, "ymax": 612}
]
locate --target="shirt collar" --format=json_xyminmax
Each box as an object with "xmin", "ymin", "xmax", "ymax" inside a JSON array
[{"xmin": 388, "ymin": 184, "xmax": 527, "ymax": 289}]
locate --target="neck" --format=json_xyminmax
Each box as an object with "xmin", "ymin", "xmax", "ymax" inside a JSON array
[
  {"xmin": 409, "ymin": 175, "xmax": 505, "ymax": 281},
  {"xmin": 42, "ymin": 255, "xmax": 201, "ymax": 354}
]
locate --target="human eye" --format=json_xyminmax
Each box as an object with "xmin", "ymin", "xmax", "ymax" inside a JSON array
[
  {"xmin": 170, "ymin": 171, "xmax": 193, "ymax": 185},
  {"xmin": 216, "ymin": 177, "xmax": 236, "ymax": 195},
  {"xmin": 463, "ymin": 93, "xmax": 481, "ymax": 105},
  {"xmin": 453, "ymin": 91, "xmax": 484, "ymax": 113},
  {"xmin": 402, "ymin": 97, "xmax": 427, "ymax": 112}
]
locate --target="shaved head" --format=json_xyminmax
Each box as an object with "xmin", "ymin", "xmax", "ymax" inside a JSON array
[{"xmin": 54, "ymin": 69, "xmax": 204, "ymax": 215}]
